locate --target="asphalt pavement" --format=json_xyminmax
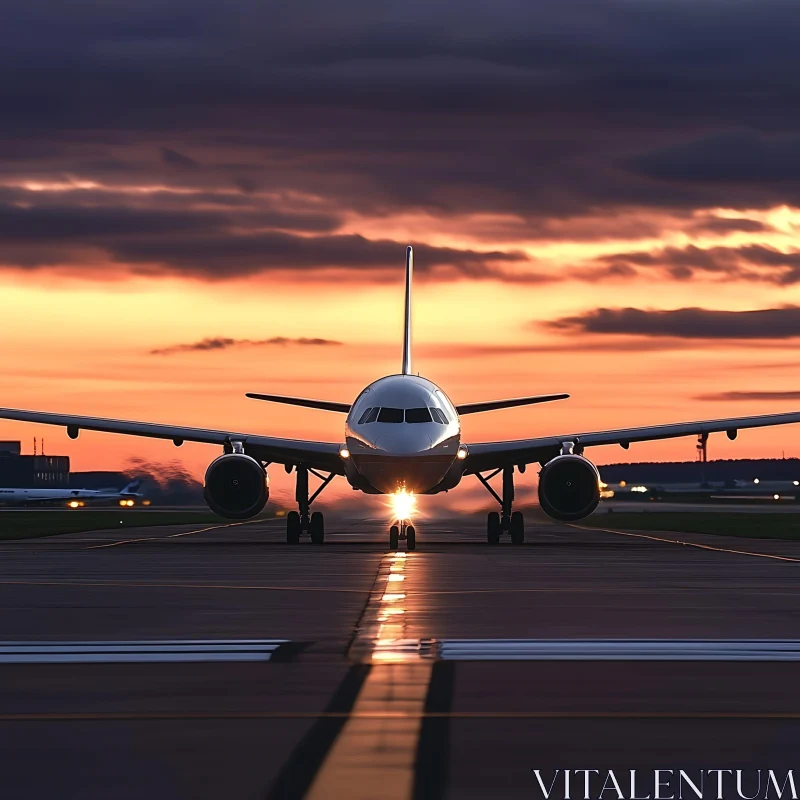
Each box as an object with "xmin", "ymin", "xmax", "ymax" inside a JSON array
[{"xmin": 1, "ymin": 510, "xmax": 800, "ymax": 799}]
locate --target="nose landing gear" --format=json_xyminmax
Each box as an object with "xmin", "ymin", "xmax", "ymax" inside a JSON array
[
  {"xmin": 477, "ymin": 465, "xmax": 525, "ymax": 545},
  {"xmin": 389, "ymin": 519, "xmax": 416, "ymax": 551},
  {"xmin": 285, "ymin": 465, "xmax": 335, "ymax": 544}
]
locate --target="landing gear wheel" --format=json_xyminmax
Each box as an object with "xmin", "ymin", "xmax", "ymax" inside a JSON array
[
  {"xmin": 510, "ymin": 510, "xmax": 524, "ymax": 544},
  {"xmin": 406, "ymin": 525, "xmax": 416, "ymax": 551},
  {"xmin": 487, "ymin": 511, "xmax": 501, "ymax": 544},
  {"xmin": 389, "ymin": 525, "xmax": 400, "ymax": 550},
  {"xmin": 286, "ymin": 511, "xmax": 301, "ymax": 544},
  {"xmin": 310, "ymin": 511, "xmax": 325, "ymax": 545}
]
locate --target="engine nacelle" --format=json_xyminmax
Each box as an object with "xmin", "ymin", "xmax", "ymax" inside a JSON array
[
  {"xmin": 538, "ymin": 454, "xmax": 600, "ymax": 521},
  {"xmin": 204, "ymin": 453, "xmax": 269, "ymax": 519}
]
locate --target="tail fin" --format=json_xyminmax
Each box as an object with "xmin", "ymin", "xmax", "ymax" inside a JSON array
[
  {"xmin": 402, "ymin": 245, "xmax": 413, "ymax": 375},
  {"xmin": 121, "ymin": 480, "xmax": 142, "ymax": 495}
]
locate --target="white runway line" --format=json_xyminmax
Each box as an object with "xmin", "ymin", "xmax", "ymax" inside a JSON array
[
  {"xmin": 436, "ymin": 639, "xmax": 800, "ymax": 661},
  {"xmin": 0, "ymin": 639, "xmax": 287, "ymax": 664}
]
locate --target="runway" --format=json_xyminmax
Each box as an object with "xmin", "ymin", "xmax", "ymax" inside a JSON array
[{"xmin": 3, "ymin": 512, "xmax": 800, "ymax": 798}]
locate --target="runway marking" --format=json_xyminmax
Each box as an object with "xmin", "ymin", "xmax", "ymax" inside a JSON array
[
  {"xmin": 0, "ymin": 578, "xmax": 370, "ymax": 594},
  {"xmin": 304, "ymin": 662, "xmax": 434, "ymax": 800},
  {"xmin": 6, "ymin": 710, "xmax": 800, "ymax": 722},
  {"xmin": 84, "ymin": 518, "xmax": 267, "ymax": 550},
  {"xmin": 299, "ymin": 551, "xmax": 434, "ymax": 800},
  {"xmin": 434, "ymin": 638, "xmax": 800, "ymax": 661},
  {"xmin": 0, "ymin": 639, "xmax": 288, "ymax": 664},
  {"xmin": 574, "ymin": 524, "xmax": 800, "ymax": 563}
]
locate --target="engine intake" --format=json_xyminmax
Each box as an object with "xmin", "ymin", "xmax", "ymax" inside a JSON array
[
  {"xmin": 538, "ymin": 454, "xmax": 600, "ymax": 521},
  {"xmin": 204, "ymin": 453, "xmax": 269, "ymax": 519}
]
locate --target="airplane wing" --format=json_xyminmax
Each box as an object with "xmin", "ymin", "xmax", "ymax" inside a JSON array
[
  {"xmin": 464, "ymin": 410, "xmax": 800, "ymax": 474},
  {"xmin": 0, "ymin": 408, "xmax": 344, "ymax": 474}
]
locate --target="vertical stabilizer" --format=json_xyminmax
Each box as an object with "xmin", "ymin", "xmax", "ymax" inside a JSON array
[{"xmin": 402, "ymin": 245, "xmax": 413, "ymax": 375}]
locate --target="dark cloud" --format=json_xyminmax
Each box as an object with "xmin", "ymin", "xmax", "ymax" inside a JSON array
[
  {"xmin": 160, "ymin": 147, "xmax": 200, "ymax": 170},
  {"xmin": 0, "ymin": 1, "xmax": 799, "ymax": 219},
  {"xmin": 686, "ymin": 216, "xmax": 771, "ymax": 236},
  {"xmin": 590, "ymin": 244, "xmax": 800, "ymax": 284},
  {"xmin": 0, "ymin": 0, "xmax": 800, "ymax": 276},
  {"xmin": 548, "ymin": 306, "xmax": 800, "ymax": 339},
  {"xmin": 150, "ymin": 336, "xmax": 343, "ymax": 355},
  {"xmin": 627, "ymin": 132, "xmax": 800, "ymax": 184},
  {"xmin": 111, "ymin": 232, "xmax": 547, "ymax": 280},
  {"xmin": 696, "ymin": 390, "xmax": 800, "ymax": 401}
]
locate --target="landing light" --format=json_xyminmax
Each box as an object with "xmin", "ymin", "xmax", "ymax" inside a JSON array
[
  {"xmin": 390, "ymin": 488, "xmax": 416, "ymax": 521},
  {"xmin": 339, "ymin": 447, "xmax": 350, "ymax": 459},
  {"xmin": 68, "ymin": 501, "xmax": 80, "ymax": 509},
  {"xmin": 456, "ymin": 446, "xmax": 468, "ymax": 460}
]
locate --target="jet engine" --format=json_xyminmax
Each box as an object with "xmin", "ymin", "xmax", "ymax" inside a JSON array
[
  {"xmin": 204, "ymin": 454, "xmax": 269, "ymax": 519},
  {"xmin": 538, "ymin": 454, "xmax": 600, "ymax": 521}
]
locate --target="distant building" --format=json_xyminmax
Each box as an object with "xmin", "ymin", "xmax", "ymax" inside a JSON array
[{"xmin": 0, "ymin": 441, "xmax": 70, "ymax": 488}]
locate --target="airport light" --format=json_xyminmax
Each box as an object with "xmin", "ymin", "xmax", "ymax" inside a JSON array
[
  {"xmin": 68, "ymin": 501, "xmax": 80, "ymax": 509},
  {"xmin": 794, "ymin": 481, "xmax": 799, "ymax": 487},
  {"xmin": 774, "ymin": 494, "xmax": 780, "ymax": 500},
  {"xmin": 754, "ymin": 478, "xmax": 760, "ymax": 484}
]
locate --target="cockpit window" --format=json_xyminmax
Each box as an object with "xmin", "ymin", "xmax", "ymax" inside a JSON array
[
  {"xmin": 405, "ymin": 407, "xmax": 433, "ymax": 423},
  {"xmin": 377, "ymin": 407, "xmax": 404, "ymax": 423},
  {"xmin": 429, "ymin": 407, "xmax": 447, "ymax": 424},
  {"xmin": 358, "ymin": 407, "xmax": 379, "ymax": 424}
]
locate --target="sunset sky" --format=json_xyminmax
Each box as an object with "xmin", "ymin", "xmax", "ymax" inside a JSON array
[{"xmin": 2, "ymin": 0, "xmax": 800, "ymax": 506}]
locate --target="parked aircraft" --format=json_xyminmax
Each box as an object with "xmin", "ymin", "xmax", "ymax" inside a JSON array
[
  {"xmin": 2, "ymin": 247, "xmax": 800, "ymax": 548},
  {"xmin": 0, "ymin": 480, "xmax": 142, "ymax": 508}
]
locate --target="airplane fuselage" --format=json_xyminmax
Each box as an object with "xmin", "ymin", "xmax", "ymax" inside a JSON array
[
  {"xmin": 0, "ymin": 487, "xmax": 140, "ymax": 505},
  {"xmin": 343, "ymin": 374, "xmax": 463, "ymax": 494}
]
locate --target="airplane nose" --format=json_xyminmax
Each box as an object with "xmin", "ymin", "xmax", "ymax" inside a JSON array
[{"xmin": 373, "ymin": 430, "xmax": 433, "ymax": 455}]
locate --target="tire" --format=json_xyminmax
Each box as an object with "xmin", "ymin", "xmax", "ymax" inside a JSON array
[
  {"xmin": 510, "ymin": 511, "xmax": 524, "ymax": 545},
  {"xmin": 286, "ymin": 511, "xmax": 301, "ymax": 544},
  {"xmin": 487, "ymin": 511, "xmax": 500, "ymax": 544},
  {"xmin": 310, "ymin": 511, "xmax": 325, "ymax": 545},
  {"xmin": 407, "ymin": 525, "xmax": 416, "ymax": 551},
  {"xmin": 389, "ymin": 525, "xmax": 400, "ymax": 550}
]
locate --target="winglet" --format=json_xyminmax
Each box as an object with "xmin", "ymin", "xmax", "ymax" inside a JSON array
[{"xmin": 402, "ymin": 246, "xmax": 413, "ymax": 375}]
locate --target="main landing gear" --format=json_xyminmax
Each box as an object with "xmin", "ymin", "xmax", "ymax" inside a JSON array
[
  {"xmin": 476, "ymin": 465, "xmax": 525, "ymax": 545},
  {"xmin": 389, "ymin": 520, "xmax": 416, "ymax": 551},
  {"xmin": 285, "ymin": 465, "xmax": 335, "ymax": 545}
]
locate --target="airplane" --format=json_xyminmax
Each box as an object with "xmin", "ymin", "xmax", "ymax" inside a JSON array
[
  {"xmin": 0, "ymin": 480, "xmax": 143, "ymax": 508},
  {"xmin": 2, "ymin": 245, "xmax": 800, "ymax": 548}
]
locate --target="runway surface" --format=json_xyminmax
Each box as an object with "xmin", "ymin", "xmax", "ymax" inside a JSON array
[{"xmin": 3, "ymin": 510, "xmax": 800, "ymax": 798}]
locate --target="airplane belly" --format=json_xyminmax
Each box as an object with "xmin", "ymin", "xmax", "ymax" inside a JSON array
[{"xmin": 350, "ymin": 454, "xmax": 454, "ymax": 494}]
